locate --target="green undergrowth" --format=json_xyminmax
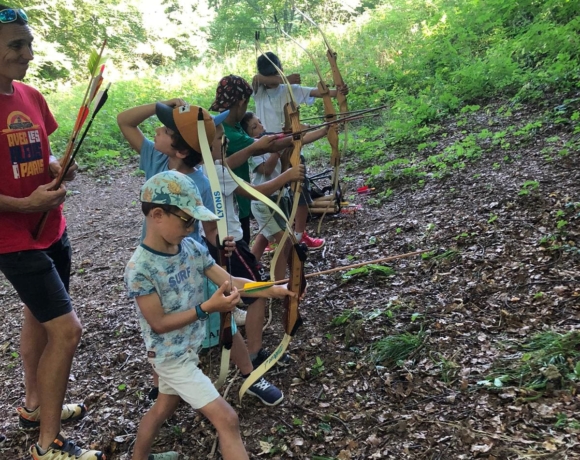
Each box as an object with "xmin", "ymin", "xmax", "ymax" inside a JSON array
[
  {"xmin": 45, "ymin": 0, "xmax": 580, "ymax": 177},
  {"xmin": 369, "ymin": 331, "xmax": 425, "ymax": 367},
  {"xmin": 479, "ymin": 331, "xmax": 580, "ymax": 393}
]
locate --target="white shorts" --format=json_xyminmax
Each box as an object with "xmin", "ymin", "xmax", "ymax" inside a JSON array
[
  {"xmin": 151, "ymin": 349, "xmax": 219, "ymax": 409},
  {"xmin": 251, "ymin": 197, "xmax": 289, "ymax": 241}
]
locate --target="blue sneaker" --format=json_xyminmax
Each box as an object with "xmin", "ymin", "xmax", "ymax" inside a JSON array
[{"xmin": 246, "ymin": 377, "xmax": 284, "ymax": 406}]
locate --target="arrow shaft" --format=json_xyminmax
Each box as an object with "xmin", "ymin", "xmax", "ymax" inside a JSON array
[{"xmin": 240, "ymin": 249, "xmax": 429, "ymax": 292}]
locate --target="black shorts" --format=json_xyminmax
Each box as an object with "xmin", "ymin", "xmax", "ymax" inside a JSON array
[
  {"xmin": 207, "ymin": 238, "xmax": 269, "ymax": 305},
  {"xmin": 0, "ymin": 231, "xmax": 73, "ymax": 323},
  {"xmin": 239, "ymin": 215, "xmax": 251, "ymax": 245}
]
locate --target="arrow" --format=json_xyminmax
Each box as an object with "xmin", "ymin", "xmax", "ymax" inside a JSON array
[{"xmin": 240, "ymin": 249, "xmax": 429, "ymax": 293}]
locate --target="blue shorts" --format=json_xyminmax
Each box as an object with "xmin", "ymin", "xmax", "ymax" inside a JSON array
[{"xmin": 0, "ymin": 231, "xmax": 73, "ymax": 323}]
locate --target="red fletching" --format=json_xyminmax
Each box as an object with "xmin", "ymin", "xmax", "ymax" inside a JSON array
[{"xmin": 73, "ymin": 106, "xmax": 89, "ymax": 132}]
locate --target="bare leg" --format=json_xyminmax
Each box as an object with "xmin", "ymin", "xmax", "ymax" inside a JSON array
[
  {"xmin": 294, "ymin": 204, "xmax": 309, "ymax": 235},
  {"xmin": 200, "ymin": 397, "xmax": 248, "ymax": 460},
  {"xmin": 273, "ymin": 239, "xmax": 292, "ymax": 282},
  {"xmin": 132, "ymin": 394, "xmax": 180, "ymax": 460},
  {"xmin": 251, "ymin": 234, "xmax": 269, "ymax": 260},
  {"xmin": 245, "ymin": 298, "xmax": 265, "ymax": 355},
  {"xmin": 28, "ymin": 310, "xmax": 82, "ymax": 449},
  {"xmin": 21, "ymin": 306, "xmax": 47, "ymax": 409},
  {"xmin": 230, "ymin": 332, "xmax": 252, "ymax": 375}
]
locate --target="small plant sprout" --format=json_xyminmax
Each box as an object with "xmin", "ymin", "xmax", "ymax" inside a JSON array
[{"xmin": 518, "ymin": 180, "xmax": 539, "ymax": 196}]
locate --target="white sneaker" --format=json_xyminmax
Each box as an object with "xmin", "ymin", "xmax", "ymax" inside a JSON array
[{"xmin": 233, "ymin": 307, "xmax": 247, "ymax": 326}]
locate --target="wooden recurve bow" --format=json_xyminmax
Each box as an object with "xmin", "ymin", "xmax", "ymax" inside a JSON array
[
  {"xmin": 239, "ymin": 35, "xmax": 308, "ymax": 402},
  {"xmin": 275, "ymin": 16, "xmax": 342, "ymax": 227},
  {"xmin": 296, "ymin": 8, "xmax": 348, "ymax": 217}
]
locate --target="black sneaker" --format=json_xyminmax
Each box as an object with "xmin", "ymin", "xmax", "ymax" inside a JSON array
[
  {"xmin": 251, "ymin": 348, "xmax": 292, "ymax": 369},
  {"xmin": 148, "ymin": 386, "xmax": 159, "ymax": 401},
  {"xmin": 246, "ymin": 377, "xmax": 284, "ymax": 406}
]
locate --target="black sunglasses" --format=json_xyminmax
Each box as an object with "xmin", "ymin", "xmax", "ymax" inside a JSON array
[
  {"xmin": 0, "ymin": 8, "xmax": 28, "ymax": 24},
  {"xmin": 168, "ymin": 210, "xmax": 195, "ymax": 228}
]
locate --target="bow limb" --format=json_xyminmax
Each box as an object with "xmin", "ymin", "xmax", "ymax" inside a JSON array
[
  {"xmin": 295, "ymin": 9, "xmax": 348, "ymax": 198},
  {"xmin": 239, "ymin": 104, "xmax": 306, "ymax": 404},
  {"xmin": 275, "ymin": 17, "xmax": 341, "ymax": 227},
  {"xmin": 322, "ymin": 38, "xmax": 348, "ymax": 196},
  {"xmin": 238, "ymin": 37, "xmax": 308, "ymax": 403},
  {"xmin": 239, "ymin": 237, "xmax": 306, "ymax": 404},
  {"xmin": 254, "ymin": 33, "xmax": 302, "ymax": 279},
  {"xmin": 223, "ymin": 161, "xmax": 289, "ymax": 228},
  {"xmin": 197, "ymin": 108, "xmax": 232, "ymax": 390},
  {"xmin": 269, "ymin": 102, "xmax": 303, "ymax": 281}
]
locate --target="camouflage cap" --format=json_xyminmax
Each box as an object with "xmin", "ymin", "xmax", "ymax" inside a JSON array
[{"xmin": 140, "ymin": 170, "xmax": 218, "ymax": 222}]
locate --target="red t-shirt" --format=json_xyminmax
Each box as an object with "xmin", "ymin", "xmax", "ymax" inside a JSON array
[{"xmin": 0, "ymin": 82, "xmax": 65, "ymax": 254}]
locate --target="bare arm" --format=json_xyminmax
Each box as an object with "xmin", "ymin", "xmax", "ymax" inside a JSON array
[
  {"xmin": 254, "ymin": 152, "xmax": 281, "ymax": 176},
  {"xmin": 205, "ymin": 264, "xmax": 296, "ymax": 299},
  {"xmin": 223, "ymin": 135, "xmax": 280, "ymax": 170},
  {"xmin": 0, "ymin": 179, "xmax": 66, "ymax": 213},
  {"xmin": 233, "ymin": 164, "xmax": 304, "ymax": 199},
  {"xmin": 252, "ymin": 73, "xmax": 301, "ymax": 92},
  {"xmin": 136, "ymin": 280, "xmax": 239, "ymax": 335},
  {"xmin": 117, "ymin": 98, "xmax": 186, "ymax": 153},
  {"xmin": 201, "ymin": 221, "xmax": 236, "ymax": 256},
  {"xmin": 303, "ymin": 125, "xmax": 331, "ymax": 145},
  {"xmin": 309, "ymin": 84, "xmax": 349, "ymax": 99}
]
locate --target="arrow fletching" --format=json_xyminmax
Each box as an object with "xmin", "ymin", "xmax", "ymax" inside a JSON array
[
  {"xmin": 87, "ymin": 40, "xmax": 107, "ymax": 76},
  {"xmin": 87, "ymin": 75, "xmax": 103, "ymax": 106},
  {"xmin": 87, "ymin": 49, "xmax": 100, "ymax": 76},
  {"xmin": 73, "ymin": 106, "xmax": 89, "ymax": 132},
  {"xmin": 241, "ymin": 281, "xmax": 276, "ymax": 293},
  {"xmin": 92, "ymin": 83, "xmax": 110, "ymax": 114}
]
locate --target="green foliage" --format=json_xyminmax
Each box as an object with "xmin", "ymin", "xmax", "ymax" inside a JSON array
[
  {"xmin": 480, "ymin": 331, "xmax": 580, "ymax": 392},
  {"xmin": 369, "ymin": 331, "xmax": 424, "ymax": 367},
  {"xmin": 311, "ymin": 356, "xmax": 326, "ymax": 376},
  {"xmin": 430, "ymin": 352, "xmax": 460, "ymax": 384},
  {"xmin": 18, "ymin": 0, "xmax": 580, "ymax": 175},
  {"xmin": 518, "ymin": 180, "xmax": 540, "ymax": 196},
  {"xmin": 342, "ymin": 264, "xmax": 395, "ymax": 279},
  {"xmin": 331, "ymin": 308, "xmax": 363, "ymax": 326},
  {"xmin": 554, "ymin": 414, "xmax": 580, "ymax": 430}
]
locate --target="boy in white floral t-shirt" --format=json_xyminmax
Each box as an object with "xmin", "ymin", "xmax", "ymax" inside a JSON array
[{"xmin": 125, "ymin": 171, "xmax": 296, "ymax": 460}]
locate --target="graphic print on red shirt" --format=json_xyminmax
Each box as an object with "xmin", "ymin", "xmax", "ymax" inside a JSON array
[{"xmin": 4, "ymin": 110, "xmax": 46, "ymax": 180}]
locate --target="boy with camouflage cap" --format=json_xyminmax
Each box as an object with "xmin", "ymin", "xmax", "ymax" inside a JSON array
[{"xmin": 125, "ymin": 170, "xmax": 297, "ymax": 460}]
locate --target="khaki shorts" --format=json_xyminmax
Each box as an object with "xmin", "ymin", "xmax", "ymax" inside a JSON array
[
  {"xmin": 251, "ymin": 195, "xmax": 291, "ymax": 240},
  {"xmin": 151, "ymin": 349, "xmax": 219, "ymax": 409}
]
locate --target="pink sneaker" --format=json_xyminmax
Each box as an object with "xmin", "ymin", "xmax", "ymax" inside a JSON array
[
  {"xmin": 301, "ymin": 232, "xmax": 325, "ymax": 250},
  {"xmin": 264, "ymin": 243, "xmax": 276, "ymax": 253}
]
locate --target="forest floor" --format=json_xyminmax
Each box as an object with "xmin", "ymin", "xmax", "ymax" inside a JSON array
[{"xmin": 1, "ymin": 99, "xmax": 579, "ymax": 460}]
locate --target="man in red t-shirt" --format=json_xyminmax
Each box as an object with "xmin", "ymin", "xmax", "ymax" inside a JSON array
[{"xmin": 0, "ymin": 6, "xmax": 104, "ymax": 460}]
